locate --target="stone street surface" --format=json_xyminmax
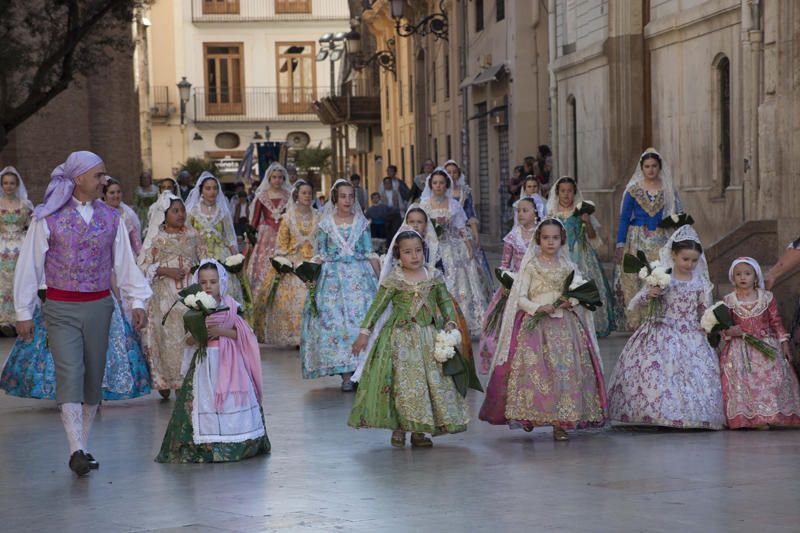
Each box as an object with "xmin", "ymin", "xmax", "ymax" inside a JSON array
[{"xmin": 1, "ymin": 331, "xmax": 799, "ymax": 533}]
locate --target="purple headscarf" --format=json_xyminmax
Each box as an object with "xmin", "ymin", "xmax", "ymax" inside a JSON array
[{"xmin": 33, "ymin": 151, "xmax": 104, "ymax": 219}]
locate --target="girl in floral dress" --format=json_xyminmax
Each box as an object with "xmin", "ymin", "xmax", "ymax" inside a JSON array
[
  {"xmin": 253, "ymin": 179, "xmax": 319, "ymax": 346},
  {"xmin": 247, "ymin": 163, "xmax": 290, "ymax": 289},
  {"xmin": 548, "ymin": 177, "xmax": 615, "ymax": 336},
  {"xmin": 719, "ymin": 258, "xmax": 800, "ymax": 428},
  {"xmin": 607, "ymin": 226, "xmax": 725, "ymax": 429},
  {"xmin": 156, "ymin": 259, "xmax": 269, "ymax": 463},
  {"xmin": 348, "ymin": 229, "xmax": 470, "ymax": 448},
  {"xmin": 613, "ymin": 149, "xmax": 682, "ymax": 331},
  {"xmin": 477, "ymin": 197, "xmax": 536, "ymax": 374},
  {"xmin": 420, "ymin": 168, "xmax": 492, "ymax": 336},
  {"xmin": 0, "ymin": 167, "xmax": 32, "ymax": 332},
  {"xmin": 138, "ymin": 193, "xmax": 206, "ymax": 399},
  {"xmin": 479, "ymin": 219, "xmax": 607, "ymax": 441},
  {"xmin": 301, "ymin": 180, "xmax": 379, "ymax": 391},
  {"xmin": 185, "ymin": 172, "xmax": 246, "ymax": 313}
]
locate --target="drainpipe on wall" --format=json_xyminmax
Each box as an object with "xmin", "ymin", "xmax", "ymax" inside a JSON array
[
  {"xmin": 741, "ymin": 0, "xmax": 761, "ymax": 221},
  {"xmin": 547, "ymin": 0, "xmax": 558, "ymax": 173}
]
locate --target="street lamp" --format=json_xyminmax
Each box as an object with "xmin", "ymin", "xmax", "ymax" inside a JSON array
[
  {"xmin": 390, "ymin": 0, "xmax": 449, "ymax": 41},
  {"xmin": 317, "ymin": 32, "xmax": 347, "ymax": 93},
  {"xmin": 345, "ymin": 31, "xmax": 396, "ymax": 77},
  {"xmin": 177, "ymin": 76, "xmax": 192, "ymax": 126}
]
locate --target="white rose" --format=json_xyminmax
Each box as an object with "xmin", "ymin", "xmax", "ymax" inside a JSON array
[
  {"xmin": 650, "ymin": 261, "xmax": 661, "ymax": 269},
  {"xmin": 700, "ymin": 305, "xmax": 721, "ymax": 333},
  {"xmin": 576, "ymin": 201, "xmax": 583, "ymax": 210},
  {"xmin": 584, "ymin": 200, "xmax": 595, "ymax": 207},
  {"xmin": 225, "ymin": 253, "xmax": 245, "ymax": 267},
  {"xmin": 569, "ymin": 297, "xmax": 580, "ymax": 307},
  {"xmin": 273, "ymin": 256, "xmax": 292, "ymax": 268},
  {"xmin": 638, "ymin": 267, "xmax": 649, "ymax": 280},
  {"xmin": 196, "ymin": 291, "xmax": 217, "ymax": 310},
  {"xmin": 671, "ymin": 214, "xmax": 680, "ymax": 223},
  {"xmin": 184, "ymin": 294, "xmax": 198, "ymax": 309}
]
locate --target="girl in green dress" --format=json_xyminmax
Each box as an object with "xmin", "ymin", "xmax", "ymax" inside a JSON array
[{"xmin": 348, "ymin": 229, "xmax": 470, "ymax": 448}]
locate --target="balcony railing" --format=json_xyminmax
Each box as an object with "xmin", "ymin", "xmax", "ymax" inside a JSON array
[
  {"xmin": 150, "ymin": 86, "xmax": 171, "ymax": 118},
  {"xmin": 192, "ymin": 0, "xmax": 349, "ymax": 22},
  {"xmin": 191, "ymin": 87, "xmax": 324, "ymax": 122}
]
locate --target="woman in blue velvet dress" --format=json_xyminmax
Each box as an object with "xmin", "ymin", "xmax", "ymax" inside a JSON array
[
  {"xmin": 548, "ymin": 177, "xmax": 615, "ymax": 337},
  {"xmin": 300, "ymin": 180, "xmax": 379, "ymax": 391},
  {"xmin": 0, "ymin": 294, "xmax": 151, "ymax": 400},
  {"xmin": 612, "ymin": 149, "xmax": 682, "ymax": 331}
]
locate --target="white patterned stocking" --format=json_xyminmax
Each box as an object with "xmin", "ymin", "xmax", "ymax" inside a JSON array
[
  {"xmin": 60, "ymin": 403, "xmax": 84, "ymax": 454},
  {"xmin": 81, "ymin": 403, "xmax": 99, "ymax": 450}
]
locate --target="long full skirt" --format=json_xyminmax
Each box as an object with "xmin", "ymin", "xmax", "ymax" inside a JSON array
[
  {"xmin": 439, "ymin": 236, "xmax": 492, "ymax": 336},
  {"xmin": 253, "ymin": 268, "xmax": 307, "ymax": 347},
  {"xmin": 569, "ymin": 239, "xmax": 614, "ymax": 336},
  {"xmin": 0, "ymin": 235, "xmax": 23, "ymax": 325},
  {"xmin": 612, "ymin": 226, "xmax": 669, "ymax": 331},
  {"xmin": 156, "ymin": 347, "xmax": 270, "ymax": 463},
  {"xmin": 477, "ymin": 288, "xmax": 506, "ymax": 374},
  {"xmin": 300, "ymin": 259, "xmax": 377, "ymax": 379},
  {"xmin": 348, "ymin": 322, "xmax": 469, "ymax": 434},
  {"xmin": 0, "ymin": 301, "xmax": 151, "ymax": 400},
  {"xmin": 607, "ymin": 320, "xmax": 726, "ymax": 429},
  {"xmin": 142, "ymin": 279, "xmax": 187, "ymax": 390},
  {"xmin": 246, "ymin": 225, "xmax": 279, "ymax": 290},
  {"xmin": 479, "ymin": 311, "xmax": 607, "ymax": 429},
  {"xmin": 720, "ymin": 338, "xmax": 800, "ymax": 428}
]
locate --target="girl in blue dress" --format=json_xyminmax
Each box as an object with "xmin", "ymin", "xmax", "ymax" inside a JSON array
[
  {"xmin": 612, "ymin": 149, "xmax": 682, "ymax": 330},
  {"xmin": 300, "ymin": 179, "xmax": 379, "ymax": 391}
]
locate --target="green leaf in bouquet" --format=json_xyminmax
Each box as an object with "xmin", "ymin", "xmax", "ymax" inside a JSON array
[
  {"xmin": 270, "ymin": 257, "xmax": 295, "ymax": 275},
  {"xmin": 708, "ymin": 331, "xmax": 722, "ymax": 348},
  {"xmin": 565, "ymin": 279, "xmax": 603, "ymax": 311},
  {"xmin": 712, "ymin": 302, "xmax": 734, "ymax": 329},
  {"xmin": 37, "ymin": 289, "xmax": 47, "ymax": 303},
  {"xmin": 432, "ymin": 220, "xmax": 444, "ymax": 238},
  {"xmin": 183, "ymin": 309, "xmax": 209, "ymax": 348},
  {"xmin": 562, "ymin": 270, "xmax": 575, "ymax": 293},
  {"xmin": 622, "ymin": 253, "xmax": 646, "ymax": 274},
  {"xmin": 636, "ymin": 250, "xmax": 649, "ymax": 268},
  {"xmin": 494, "ymin": 268, "xmax": 515, "ymax": 291},
  {"xmin": 293, "ymin": 261, "xmax": 322, "ymax": 283},
  {"xmin": 442, "ymin": 352, "xmax": 468, "ymax": 398},
  {"xmin": 244, "ymin": 224, "xmax": 258, "ymax": 247},
  {"xmin": 178, "ymin": 283, "xmax": 203, "ymax": 299}
]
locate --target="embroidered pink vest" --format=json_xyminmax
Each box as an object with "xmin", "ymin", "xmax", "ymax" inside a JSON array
[{"xmin": 44, "ymin": 201, "xmax": 119, "ymax": 292}]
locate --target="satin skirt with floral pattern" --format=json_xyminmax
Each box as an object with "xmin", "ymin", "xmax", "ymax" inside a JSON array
[
  {"xmin": 253, "ymin": 269, "xmax": 307, "ymax": 346},
  {"xmin": 348, "ymin": 322, "xmax": 469, "ymax": 434},
  {"xmin": 612, "ymin": 225, "xmax": 669, "ymax": 331},
  {"xmin": 0, "ymin": 301, "xmax": 151, "ymax": 400},
  {"xmin": 439, "ymin": 235, "xmax": 492, "ymax": 337},
  {"xmin": 156, "ymin": 350, "xmax": 270, "ymax": 463},
  {"xmin": 0, "ymin": 231, "xmax": 24, "ymax": 325},
  {"xmin": 479, "ymin": 310, "xmax": 607, "ymax": 429},
  {"xmin": 477, "ymin": 288, "xmax": 506, "ymax": 374},
  {"xmin": 721, "ymin": 338, "xmax": 800, "ymax": 428},
  {"xmin": 300, "ymin": 259, "xmax": 378, "ymax": 379},
  {"xmin": 247, "ymin": 225, "xmax": 278, "ymax": 290},
  {"xmin": 607, "ymin": 319, "xmax": 726, "ymax": 429}
]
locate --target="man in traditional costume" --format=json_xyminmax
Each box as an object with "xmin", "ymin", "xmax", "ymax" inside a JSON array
[{"xmin": 14, "ymin": 151, "xmax": 152, "ymax": 477}]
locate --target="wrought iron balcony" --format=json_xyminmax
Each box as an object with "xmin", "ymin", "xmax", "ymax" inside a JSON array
[
  {"xmin": 150, "ymin": 86, "xmax": 171, "ymax": 118},
  {"xmin": 192, "ymin": 0, "xmax": 349, "ymax": 22},
  {"xmin": 190, "ymin": 87, "xmax": 323, "ymax": 122}
]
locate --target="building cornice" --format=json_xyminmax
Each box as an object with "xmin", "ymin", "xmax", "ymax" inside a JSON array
[{"xmin": 645, "ymin": 0, "xmax": 740, "ymax": 50}]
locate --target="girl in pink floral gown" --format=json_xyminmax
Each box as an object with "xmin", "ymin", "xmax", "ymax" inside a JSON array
[
  {"xmin": 477, "ymin": 198, "xmax": 536, "ymax": 374},
  {"xmin": 247, "ymin": 163, "xmax": 289, "ymax": 289},
  {"xmin": 720, "ymin": 258, "xmax": 800, "ymax": 428},
  {"xmin": 607, "ymin": 226, "xmax": 725, "ymax": 429},
  {"xmin": 479, "ymin": 219, "xmax": 607, "ymax": 441}
]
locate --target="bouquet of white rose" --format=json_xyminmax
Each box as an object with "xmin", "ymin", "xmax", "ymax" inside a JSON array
[
  {"xmin": 433, "ymin": 329, "xmax": 461, "ymax": 363},
  {"xmin": 701, "ymin": 301, "xmax": 776, "ymax": 370},
  {"xmin": 573, "ymin": 200, "xmax": 596, "ymax": 240},
  {"xmin": 222, "ymin": 253, "xmax": 246, "ymax": 274},
  {"xmin": 523, "ymin": 270, "xmax": 603, "ymax": 330},
  {"xmin": 432, "ymin": 328, "xmax": 482, "ymax": 397},
  {"xmin": 658, "ymin": 212, "xmax": 695, "ymax": 230},
  {"xmin": 265, "ymin": 256, "xmax": 294, "ymax": 308},
  {"xmin": 167, "ymin": 283, "xmax": 230, "ymax": 362},
  {"xmin": 624, "ymin": 250, "xmax": 672, "ymax": 316}
]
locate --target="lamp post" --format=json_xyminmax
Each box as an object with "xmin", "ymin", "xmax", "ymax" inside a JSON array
[
  {"xmin": 177, "ymin": 77, "xmax": 192, "ymax": 126},
  {"xmin": 389, "ymin": 0, "xmax": 449, "ymax": 41},
  {"xmin": 345, "ymin": 31, "xmax": 397, "ymax": 78},
  {"xmin": 317, "ymin": 32, "xmax": 347, "ymax": 178}
]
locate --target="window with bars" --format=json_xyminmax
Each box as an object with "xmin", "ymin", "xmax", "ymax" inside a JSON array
[
  {"xmin": 276, "ymin": 43, "xmax": 316, "ymax": 114},
  {"xmin": 202, "ymin": 0, "xmax": 239, "ymax": 15},
  {"xmin": 444, "ymin": 54, "xmax": 450, "ymax": 100},
  {"xmin": 275, "ymin": 0, "xmax": 311, "ymax": 14},
  {"xmin": 432, "ymin": 60, "xmax": 437, "ymax": 103},
  {"xmin": 204, "ymin": 43, "xmax": 245, "ymax": 115},
  {"xmin": 446, "ymin": 135, "xmax": 452, "ymax": 160}
]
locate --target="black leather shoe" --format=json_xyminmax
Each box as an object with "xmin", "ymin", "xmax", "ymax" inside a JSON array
[
  {"xmin": 69, "ymin": 451, "xmax": 91, "ymax": 477},
  {"xmin": 85, "ymin": 453, "xmax": 99, "ymax": 470}
]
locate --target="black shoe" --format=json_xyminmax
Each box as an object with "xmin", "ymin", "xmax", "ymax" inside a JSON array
[
  {"xmin": 69, "ymin": 451, "xmax": 91, "ymax": 477},
  {"xmin": 85, "ymin": 453, "xmax": 99, "ymax": 470}
]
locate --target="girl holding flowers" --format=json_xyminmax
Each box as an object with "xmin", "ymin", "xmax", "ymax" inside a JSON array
[
  {"xmin": 479, "ymin": 218, "xmax": 607, "ymax": 441},
  {"xmin": 348, "ymin": 229, "xmax": 471, "ymax": 448},
  {"xmin": 717, "ymin": 258, "xmax": 800, "ymax": 428},
  {"xmin": 613, "ymin": 149, "xmax": 682, "ymax": 331},
  {"xmin": 548, "ymin": 176, "xmax": 615, "ymax": 337},
  {"xmin": 301, "ymin": 180, "xmax": 379, "ymax": 391},
  {"xmin": 253, "ymin": 179, "xmax": 319, "ymax": 346},
  {"xmin": 607, "ymin": 225, "xmax": 725, "ymax": 429},
  {"xmin": 477, "ymin": 197, "xmax": 536, "ymax": 374},
  {"xmin": 138, "ymin": 193, "xmax": 207, "ymax": 398},
  {"xmin": 156, "ymin": 259, "xmax": 270, "ymax": 463}
]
